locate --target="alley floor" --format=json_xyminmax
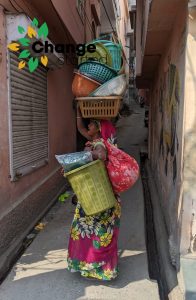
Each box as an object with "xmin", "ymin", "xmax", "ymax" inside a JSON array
[{"xmin": 0, "ymin": 101, "xmax": 160, "ymax": 300}]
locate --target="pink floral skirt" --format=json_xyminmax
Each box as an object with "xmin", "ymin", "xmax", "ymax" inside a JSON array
[{"xmin": 67, "ymin": 199, "xmax": 121, "ymax": 280}]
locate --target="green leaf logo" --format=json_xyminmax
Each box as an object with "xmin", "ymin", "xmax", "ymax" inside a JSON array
[
  {"xmin": 9, "ymin": 19, "xmax": 50, "ymax": 72},
  {"xmin": 18, "ymin": 26, "xmax": 25, "ymax": 34},
  {"xmin": 19, "ymin": 50, "xmax": 31, "ymax": 59},
  {"xmin": 32, "ymin": 18, "xmax": 39, "ymax": 27},
  {"xmin": 38, "ymin": 22, "xmax": 49, "ymax": 38},
  {"xmin": 28, "ymin": 57, "xmax": 39, "ymax": 72},
  {"xmin": 18, "ymin": 38, "xmax": 31, "ymax": 46}
]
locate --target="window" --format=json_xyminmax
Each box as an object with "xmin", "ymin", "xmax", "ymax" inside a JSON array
[
  {"xmin": 8, "ymin": 51, "xmax": 48, "ymax": 181},
  {"xmin": 77, "ymin": 0, "xmax": 85, "ymax": 23}
]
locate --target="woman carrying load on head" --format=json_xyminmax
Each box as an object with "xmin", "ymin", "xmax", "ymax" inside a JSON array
[{"xmin": 67, "ymin": 105, "xmax": 121, "ymax": 281}]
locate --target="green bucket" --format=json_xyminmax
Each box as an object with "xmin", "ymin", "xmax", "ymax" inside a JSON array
[{"xmin": 65, "ymin": 160, "xmax": 116, "ymax": 216}]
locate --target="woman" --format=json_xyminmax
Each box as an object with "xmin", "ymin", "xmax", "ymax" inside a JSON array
[{"xmin": 67, "ymin": 106, "xmax": 121, "ymax": 281}]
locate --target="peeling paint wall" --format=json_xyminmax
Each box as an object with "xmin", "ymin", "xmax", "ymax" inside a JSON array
[{"xmin": 149, "ymin": 6, "xmax": 187, "ymax": 268}]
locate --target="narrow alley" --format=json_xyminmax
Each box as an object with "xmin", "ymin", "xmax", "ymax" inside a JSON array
[
  {"xmin": 0, "ymin": 100, "xmax": 160, "ymax": 300},
  {"xmin": 0, "ymin": 0, "xmax": 196, "ymax": 299}
]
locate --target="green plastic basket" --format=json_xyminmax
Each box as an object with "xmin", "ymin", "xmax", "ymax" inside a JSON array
[
  {"xmin": 78, "ymin": 43, "xmax": 113, "ymax": 67},
  {"xmin": 103, "ymin": 42, "xmax": 122, "ymax": 72},
  {"xmin": 65, "ymin": 160, "xmax": 116, "ymax": 216},
  {"xmin": 78, "ymin": 61, "xmax": 117, "ymax": 84},
  {"xmin": 89, "ymin": 40, "xmax": 122, "ymax": 72}
]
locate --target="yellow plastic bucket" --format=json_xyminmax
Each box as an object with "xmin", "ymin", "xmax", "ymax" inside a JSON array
[{"xmin": 65, "ymin": 160, "xmax": 116, "ymax": 216}]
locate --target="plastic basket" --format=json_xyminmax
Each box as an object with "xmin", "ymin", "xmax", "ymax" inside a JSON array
[
  {"xmin": 78, "ymin": 61, "xmax": 117, "ymax": 84},
  {"xmin": 65, "ymin": 160, "xmax": 116, "ymax": 216},
  {"xmin": 76, "ymin": 96, "xmax": 122, "ymax": 118},
  {"xmin": 78, "ymin": 43, "xmax": 113, "ymax": 67},
  {"xmin": 89, "ymin": 40, "xmax": 122, "ymax": 72},
  {"xmin": 103, "ymin": 42, "xmax": 122, "ymax": 71}
]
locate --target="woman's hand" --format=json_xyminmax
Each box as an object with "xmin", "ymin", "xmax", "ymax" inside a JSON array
[{"xmin": 92, "ymin": 145, "xmax": 107, "ymax": 161}]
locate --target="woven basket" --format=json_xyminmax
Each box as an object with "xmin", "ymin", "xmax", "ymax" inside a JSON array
[
  {"xmin": 76, "ymin": 96, "xmax": 122, "ymax": 118},
  {"xmin": 65, "ymin": 160, "xmax": 116, "ymax": 216}
]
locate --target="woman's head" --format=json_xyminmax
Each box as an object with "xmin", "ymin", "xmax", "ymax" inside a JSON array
[
  {"xmin": 88, "ymin": 119, "xmax": 116, "ymax": 141},
  {"xmin": 87, "ymin": 120, "xmax": 101, "ymax": 138}
]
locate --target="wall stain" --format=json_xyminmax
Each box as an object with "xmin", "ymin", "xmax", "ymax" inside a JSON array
[{"xmin": 158, "ymin": 64, "xmax": 180, "ymax": 183}]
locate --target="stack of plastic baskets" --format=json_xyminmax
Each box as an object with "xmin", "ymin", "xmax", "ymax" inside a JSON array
[
  {"xmin": 65, "ymin": 159, "xmax": 116, "ymax": 216},
  {"xmin": 73, "ymin": 38, "xmax": 124, "ymax": 118}
]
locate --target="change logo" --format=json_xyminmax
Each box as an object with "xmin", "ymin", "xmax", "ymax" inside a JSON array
[{"xmin": 7, "ymin": 18, "xmax": 49, "ymax": 73}]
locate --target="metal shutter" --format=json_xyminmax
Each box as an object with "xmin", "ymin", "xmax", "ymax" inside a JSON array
[{"xmin": 8, "ymin": 52, "xmax": 48, "ymax": 181}]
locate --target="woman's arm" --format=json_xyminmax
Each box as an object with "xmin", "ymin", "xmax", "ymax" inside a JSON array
[{"xmin": 76, "ymin": 104, "xmax": 92, "ymax": 141}]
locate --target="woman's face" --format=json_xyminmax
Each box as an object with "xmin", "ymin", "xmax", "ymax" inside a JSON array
[{"xmin": 88, "ymin": 121, "xmax": 99, "ymax": 137}]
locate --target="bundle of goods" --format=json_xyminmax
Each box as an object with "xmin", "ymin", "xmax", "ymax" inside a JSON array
[
  {"xmin": 55, "ymin": 151, "xmax": 93, "ymax": 172},
  {"xmin": 72, "ymin": 38, "xmax": 127, "ymax": 118}
]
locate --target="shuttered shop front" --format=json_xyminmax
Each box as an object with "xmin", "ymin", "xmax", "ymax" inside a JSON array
[{"xmin": 9, "ymin": 52, "xmax": 48, "ymax": 181}]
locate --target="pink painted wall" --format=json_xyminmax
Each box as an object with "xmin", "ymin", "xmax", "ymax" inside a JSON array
[
  {"xmin": 0, "ymin": 0, "xmax": 101, "ymax": 277},
  {"xmin": 50, "ymin": 0, "xmax": 100, "ymax": 43},
  {"xmin": 0, "ymin": 10, "xmax": 76, "ymax": 217},
  {"xmin": 0, "ymin": 1, "xmax": 77, "ymax": 275},
  {"xmin": 51, "ymin": 0, "xmax": 85, "ymax": 43}
]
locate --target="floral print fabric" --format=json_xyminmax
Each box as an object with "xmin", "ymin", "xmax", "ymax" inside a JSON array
[
  {"xmin": 104, "ymin": 140, "xmax": 139, "ymax": 193},
  {"xmin": 67, "ymin": 199, "xmax": 121, "ymax": 280}
]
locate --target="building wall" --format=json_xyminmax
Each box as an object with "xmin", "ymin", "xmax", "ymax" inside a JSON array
[
  {"xmin": 48, "ymin": 0, "xmax": 86, "ymax": 44},
  {"xmin": 135, "ymin": 0, "xmax": 150, "ymax": 76},
  {"xmin": 180, "ymin": 6, "xmax": 196, "ymax": 254},
  {"xmin": 148, "ymin": 5, "xmax": 187, "ymax": 266},
  {"xmin": 0, "ymin": 0, "xmax": 101, "ymax": 278},
  {"xmin": 117, "ymin": 0, "xmax": 129, "ymax": 48},
  {"xmin": 0, "ymin": 1, "xmax": 80, "ymax": 277},
  {"xmin": 50, "ymin": 0, "xmax": 100, "ymax": 43}
]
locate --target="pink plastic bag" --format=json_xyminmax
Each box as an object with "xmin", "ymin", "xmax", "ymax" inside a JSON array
[{"xmin": 104, "ymin": 140, "xmax": 139, "ymax": 193}]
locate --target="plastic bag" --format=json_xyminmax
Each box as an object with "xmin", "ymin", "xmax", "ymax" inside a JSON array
[
  {"xmin": 104, "ymin": 140, "xmax": 139, "ymax": 193},
  {"xmin": 55, "ymin": 151, "xmax": 93, "ymax": 172}
]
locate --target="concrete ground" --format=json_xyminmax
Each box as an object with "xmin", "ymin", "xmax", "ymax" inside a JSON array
[
  {"xmin": 181, "ymin": 255, "xmax": 196, "ymax": 300},
  {"xmin": 0, "ymin": 102, "xmax": 160, "ymax": 300}
]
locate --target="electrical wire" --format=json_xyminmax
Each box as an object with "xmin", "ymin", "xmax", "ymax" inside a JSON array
[
  {"xmin": 80, "ymin": 1, "xmax": 95, "ymax": 38},
  {"xmin": 8, "ymin": 0, "xmax": 21, "ymax": 13},
  {"xmin": 49, "ymin": 0, "xmax": 73, "ymax": 45},
  {"xmin": 13, "ymin": 0, "xmax": 25, "ymax": 12},
  {"xmin": 67, "ymin": 0, "xmax": 85, "ymax": 38},
  {"xmin": 48, "ymin": 0, "xmax": 77, "ymax": 65},
  {"xmin": 100, "ymin": 0, "xmax": 130, "ymax": 67},
  {"xmin": 100, "ymin": 0, "xmax": 118, "ymax": 38}
]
